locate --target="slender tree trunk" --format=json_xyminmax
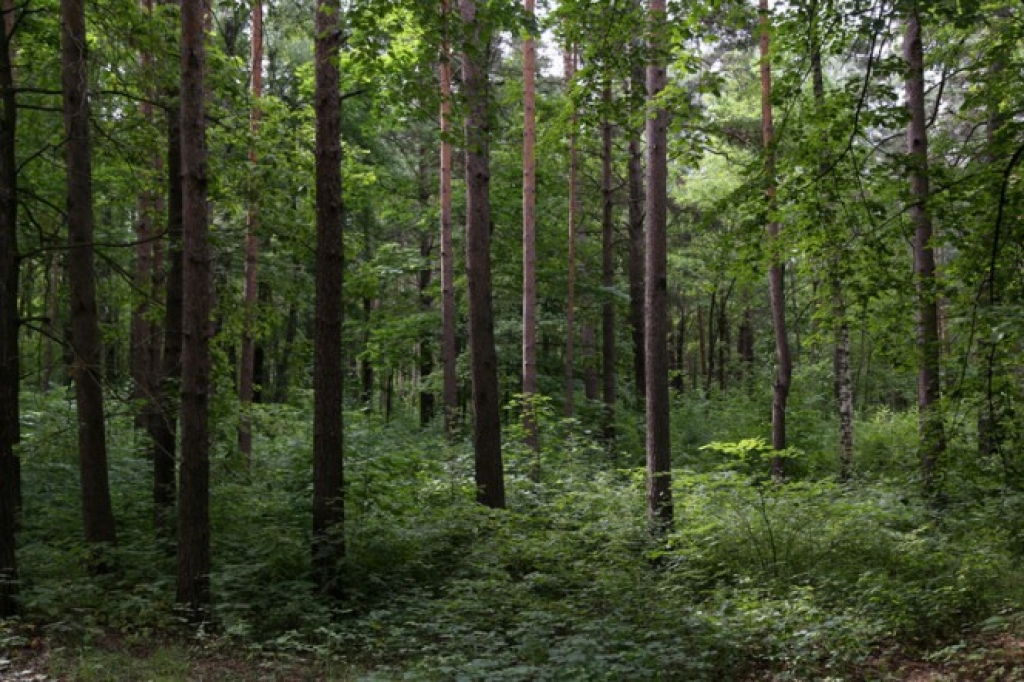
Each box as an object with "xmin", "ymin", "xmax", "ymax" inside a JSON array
[
  {"xmin": 760, "ymin": 0, "xmax": 791, "ymax": 477},
  {"xmin": 439, "ymin": 0, "xmax": 459, "ymax": 439},
  {"xmin": 312, "ymin": 0, "xmax": 345, "ymax": 592},
  {"xmin": 627, "ymin": 126, "xmax": 645, "ymax": 411},
  {"xmin": 904, "ymin": 5, "xmax": 944, "ymax": 495},
  {"xmin": 418, "ymin": 231, "xmax": 435, "ymax": 427},
  {"xmin": 238, "ymin": 0, "xmax": 263, "ymax": 464},
  {"xmin": 521, "ymin": 0, "xmax": 539, "ymax": 450},
  {"xmin": 62, "ymin": 0, "xmax": 118, "ymax": 552},
  {"xmin": 177, "ymin": 0, "xmax": 212, "ymax": 614},
  {"xmin": 272, "ymin": 303, "xmax": 296, "ymax": 402},
  {"xmin": 645, "ymin": 0, "xmax": 672, "ymax": 529},
  {"xmin": 0, "ymin": 0, "xmax": 20, "ymax": 616},
  {"xmin": 564, "ymin": 46, "xmax": 577, "ymax": 418},
  {"xmin": 460, "ymin": 0, "xmax": 504, "ymax": 509},
  {"xmin": 601, "ymin": 84, "xmax": 616, "ymax": 444}
]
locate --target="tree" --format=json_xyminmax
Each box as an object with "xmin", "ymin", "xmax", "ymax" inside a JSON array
[
  {"xmin": 759, "ymin": 0, "xmax": 791, "ymax": 476},
  {"xmin": 460, "ymin": 0, "xmax": 504, "ymax": 509},
  {"xmin": 62, "ymin": 0, "xmax": 118, "ymax": 552},
  {"xmin": 521, "ymin": 0, "xmax": 539, "ymax": 450},
  {"xmin": 439, "ymin": 0, "xmax": 458, "ymax": 439},
  {"xmin": 0, "ymin": 0, "xmax": 19, "ymax": 617},
  {"xmin": 564, "ymin": 44, "xmax": 578, "ymax": 418},
  {"xmin": 600, "ymin": 82, "xmax": 615, "ymax": 445},
  {"xmin": 177, "ymin": 0, "xmax": 212, "ymax": 613},
  {"xmin": 904, "ymin": 1, "xmax": 945, "ymax": 495},
  {"xmin": 645, "ymin": 0, "xmax": 671, "ymax": 528},
  {"xmin": 312, "ymin": 0, "xmax": 345, "ymax": 592}
]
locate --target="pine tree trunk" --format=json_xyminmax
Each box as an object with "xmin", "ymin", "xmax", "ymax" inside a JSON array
[
  {"xmin": 564, "ymin": 46, "xmax": 577, "ymax": 418},
  {"xmin": 439, "ymin": 0, "xmax": 459, "ymax": 439},
  {"xmin": 521, "ymin": 0, "xmax": 539, "ymax": 450},
  {"xmin": 0, "ymin": 0, "xmax": 20, "ymax": 616},
  {"xmin": 645, "ymin": 0, "xmax": 672, "ymax": 529},
  {"xmin": 62, "ymin": 0, "xmax": 118, "ymax": 552},
  {"xmin": 312, "ymin": 0, "xmax": 345, "ymax": 592},
  {"xmin": 627, "ymin": 123, "xmax": 645, "ymax": 411},
  {"xmin": 460, "ymin": 0, "xmax": 505, "ymax": 509},
  {"xmin": 418, "ymin": 231, "xmax": 435, "ymax": 427},
  {"xmin": 904, "ymin": 6, "xmax": 945, "ymax": 495},
  {"xmin": 601, "ymin": 84, "xmax": 616, "ymax": 444},
  {"xmin": 238, "ymin": 0, "xmax": 263, "ymax": 463},
  {"xmin": 177, "ymin": 0, "xmax": 212, "ymax": 614}
]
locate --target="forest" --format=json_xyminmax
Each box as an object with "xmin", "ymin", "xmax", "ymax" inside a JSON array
[{"xmin": 1, "ymin": 0, "xmax": 1023, "ymax": 678}]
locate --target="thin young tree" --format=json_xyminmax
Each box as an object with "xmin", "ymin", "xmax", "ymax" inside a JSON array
[
  {"xmin": 460, "ymin": 0, "xmax": 505, "ymax": 508},
  {"xmin": 62, "ymin": 0, "xmax": 118, "ymax": 552},
  {"xmin": 439, "ymin": 0, "xmax": 458, "ymax": 439},
  {"xmin": 904, "ymin": 2, "xmax": 945, "ymax": 495},
  {"xmin": 0, "ymin": 0, "xmax": 20, "ymax": 616},
  {"xmin": 600, "ymin": 83, "xmax": 616, "ymax": 445},
  {"xmin": 564, "ymin": 45, "xmax": 578, "ymax": 418},
  {"xmin": 521, "ymin": 0, "xmax": 539, "ymax": 450},
  {"xmin": 759, "ymin": 0, "xmax": 791, "ymax": 477},
  {"xmin": 312, "ymin": 0, "xmax": 345, "ymax": 591},
  {"xmin": 645, "ymin": 0, "xmax": 672, "ymax": 528},
  {"xmin": 238, "ymin": 0, "xmax": 263, "ymax": 463},
  {"xmin": 177, "ymin": 0, "xmax": 212, "ymax": 613}
]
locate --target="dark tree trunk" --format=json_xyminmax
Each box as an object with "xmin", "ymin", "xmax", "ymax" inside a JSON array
[
  {"xmin": 439, "ymin": 0, "xmax": 458, "ymax": 439},
  {"xmin": 645, "ymin": 0, "xmax": 672, "ymax": 530},
  {"xmin": 360, "ymin": 297, "xmax": 374, "ymax": 407},
  {"xmin": 521, "ymin": 0, "xmax": 539, "ymax": 450},
  {"xmin": 460, "ymin": 0, "xmax": 504, "ymax": 509},
  {"xmin": 627, "ymin": 124, "xmax": 645, "ymax": 412},
  {"xmin": 904, "ymin": 6, "xmax": 945, "ymax": 495},
  {"xmin": 176, "ymin": 0, "xmax": 212, "ymax": 614},
  {"xmin": 0, "ymin": 0, "xmax": 20, "ymax": 616},
  {"xmin": 419, "ymin": 236, "xmax": 435, "ymax": 427},
  {"xmin": 760, "ymin": 0, "xmax": 791, "ymax": 477},
  {"xmin": 272, "ymin": 303, "xmax": 296, "ymax": 403},
  {"xmin": 62, "ymin": 0, "xmax": 118, "ymax": 552},
  {"xmin": 564, "ymin": 46, "xmax": 577, "ymax": 418},
  {"xmin": 601, "ymin": 84, "xmax": 616, "ymax": 444},
  {"xmin": 312, "ymin": 0, "xmax": 345, "ymax": 593}
]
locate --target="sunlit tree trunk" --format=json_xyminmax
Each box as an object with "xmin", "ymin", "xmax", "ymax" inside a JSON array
[
  {"xmin": 312, "ymin": 0, "xmax": 345, "ymax": 592},
  {"xmin": 759, "ymin": 0, "xmax": 791, "ymax": 478},
  {"xmin": 177, "ymin": 0, "xmax": 212, "ymax": 613},
  {"xmin": 645, "ymin": 0, "xmax": 672, "ymax": 529},
  {"xmin": 238, "ymin": 0, "xmax": 263, "ymax": 464},
  {"xmin": 62, "ymin": 0, "xmax": 118, "ymax": 553},
  {"xmin": 0, "ymin": 0, "xmax": 20, "ymax": 617},
  {"xmin": 460, "ymin": 0, "xmax": 505, "ymax": 508},
  {"xmin": 521, "ymin": 0, "xmax": 539, "ymax": 451},
  {"xmin": 439, "ymin": 0, "xmax": 458, "ymax": 440},
  {"xmin": 904, "ymin": 5, "xmax": 945, "ymax": 495}
]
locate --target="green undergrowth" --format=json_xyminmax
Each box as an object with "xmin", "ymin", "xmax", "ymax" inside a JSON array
[{"xmin": 8, "ymin": 390, "xmax": 1024, "ymax": 680}]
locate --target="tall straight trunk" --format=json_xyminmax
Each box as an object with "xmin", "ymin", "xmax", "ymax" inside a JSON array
[
  {"xmin": 904, "ymin": 6, "xmax": 944, "ymax": 494},
  {"xmin": 521, "ymin": 0, "xmax": 538, "ymax": 450},
  {"xmin": 62, "ymin": 0, "xmax": 118, "ymax": 551},
  {"xmin": 759, "ymin": 0, "xmax": 791, "ymax": 477},
  {"xmin": 601, "ymin": 84, "xmax": 616, "ymax": 444},
  {"xmin": 151, "ymin": 79, "xmax": 183, "ymax": 540},
  {"xmin": 418, "ymin": 232, "xmax": 435, "ymax": 427},
  {"xmin": 645, "ymin": 0, "xmax": 672, "ymax": 529},
  {"xmin": 564, "ymin": 46, "xmax": 577, "ymax": 418},
  {"xmin": 312, "ymin": 0, "xmax": 345, "ymax": 592},
  {"xmin": 0, "ymin": 0, "xmax": 20, "ymax": 616},
  {"xmin": 627, "ymin": 123, "xmax": 645, "ymax": 410},
  {"xmin": 238, "ymin": 0, "xmax": 263, "ymax": 463},
  {"xmin": 177, "ymin": 0, "xmax": 212, "ymax": 613},
  {"xmin": 439, "ymin": 0, "xmax": 458, "ymax": 439},
  {"xmin": 460, "ymin": 0, "xmax": 504, "ymax": 509}
]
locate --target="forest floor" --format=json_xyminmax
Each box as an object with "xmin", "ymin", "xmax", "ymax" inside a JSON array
[{"xmin": 3, "ymin": 624, "xmax": 1024, "ymax": 681}]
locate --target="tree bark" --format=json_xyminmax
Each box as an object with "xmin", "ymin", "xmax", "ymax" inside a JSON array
[
  {"xmin": 177, "ymin": 0, "xmax": 212, "ymax": 614},
  {"xmin": 760, "ymin": 0, "xmax": 791, "ymax": 477},
  {"xmin": 601, "ymin": 84, "xmax": 616, "ymax": 444},
  {"xmin": 645, "ymin": 0, "xmax": 672, "ymax": 529},
  {"xmin": 312, "ymin": 0, "xmax": 345, "ymax": 592},
  {"xmin": 418, "ymin": 230, "xmax": 435, "ymax": 427},
  {"xmin": 439, "ymin": 0, "xmax": 459, "ymax": 439},
  {"xmin": 0, "ymin": 0, "xmax": 20, "ymax": 616},
  {"xmin": 238, "ymin": 0, "xmax": 263, "ymax": 463},
  {"xmin": 627, "ymin": 120, "xmax": 645, "ymax": 411},
  {"xmin": 521, "ymin": 0, "xmax": 539, "ymax": 450},
  {"xmin": 62, "ymin": 0, "xmax": 118, "ymax": 552},
  {"xmin": 460, "ymin": 0, "xmax": 504, "ymax": 509},
  {"xmin": 564, "ymin": 46, "xmax": 577, "ymax": 418},
  {"xmin": 904, "ymin": 5, "xmax": 945, "ymax": 495}
]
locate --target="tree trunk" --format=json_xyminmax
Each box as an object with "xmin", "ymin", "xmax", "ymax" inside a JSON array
[
  {"xmin": 564, "ymin": 46, "xmax": 577, "ymax": 418},
  {"xmin": 521, "ymin": 0, "xmax": 539, "ymax": 450},
  {"xmin": 312, "ymin": 0, "xmax": 345, "ymax": 592},
  {"xmin": 177, "ymin": 0, "xmax": 212, "ymax": 614},
  {"xmin": 904, "ymin": 5, "xmax": 945, "ymax": 495},
  {"xmin": 238, "ymin": 0, "xmax": 263, "ymax": 464},
  {"xmin": 601, "ymin": 84, "xmax": 616, "ymax": 444},
  {"xmin": 439, "ymin": 1, "xmax": 459, "ymax": 439},
  {"xmin": 418, "ymin": 232, "xmax": 435, "ymax": 427},
  {"xmin": 460, "ymin": 0, "xmax": 505, "ymax": 509},
  {"xmin": 0, "ymin": 0, "xmax": 20, "ymax": 616},
  {"xmin": 760, "ymin": 0, "xmax": 791, "ymax": 477},
  {"xmin": 627, "ymin": 118, "xmax": 645, "ymax": 411},
  {"xmin": 645, "ymin": 0, "xmax": 672, "ymax": 529},
  {"xmin": 62, "ymin": 0, "xmax": 118, "ymax": 552}
]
